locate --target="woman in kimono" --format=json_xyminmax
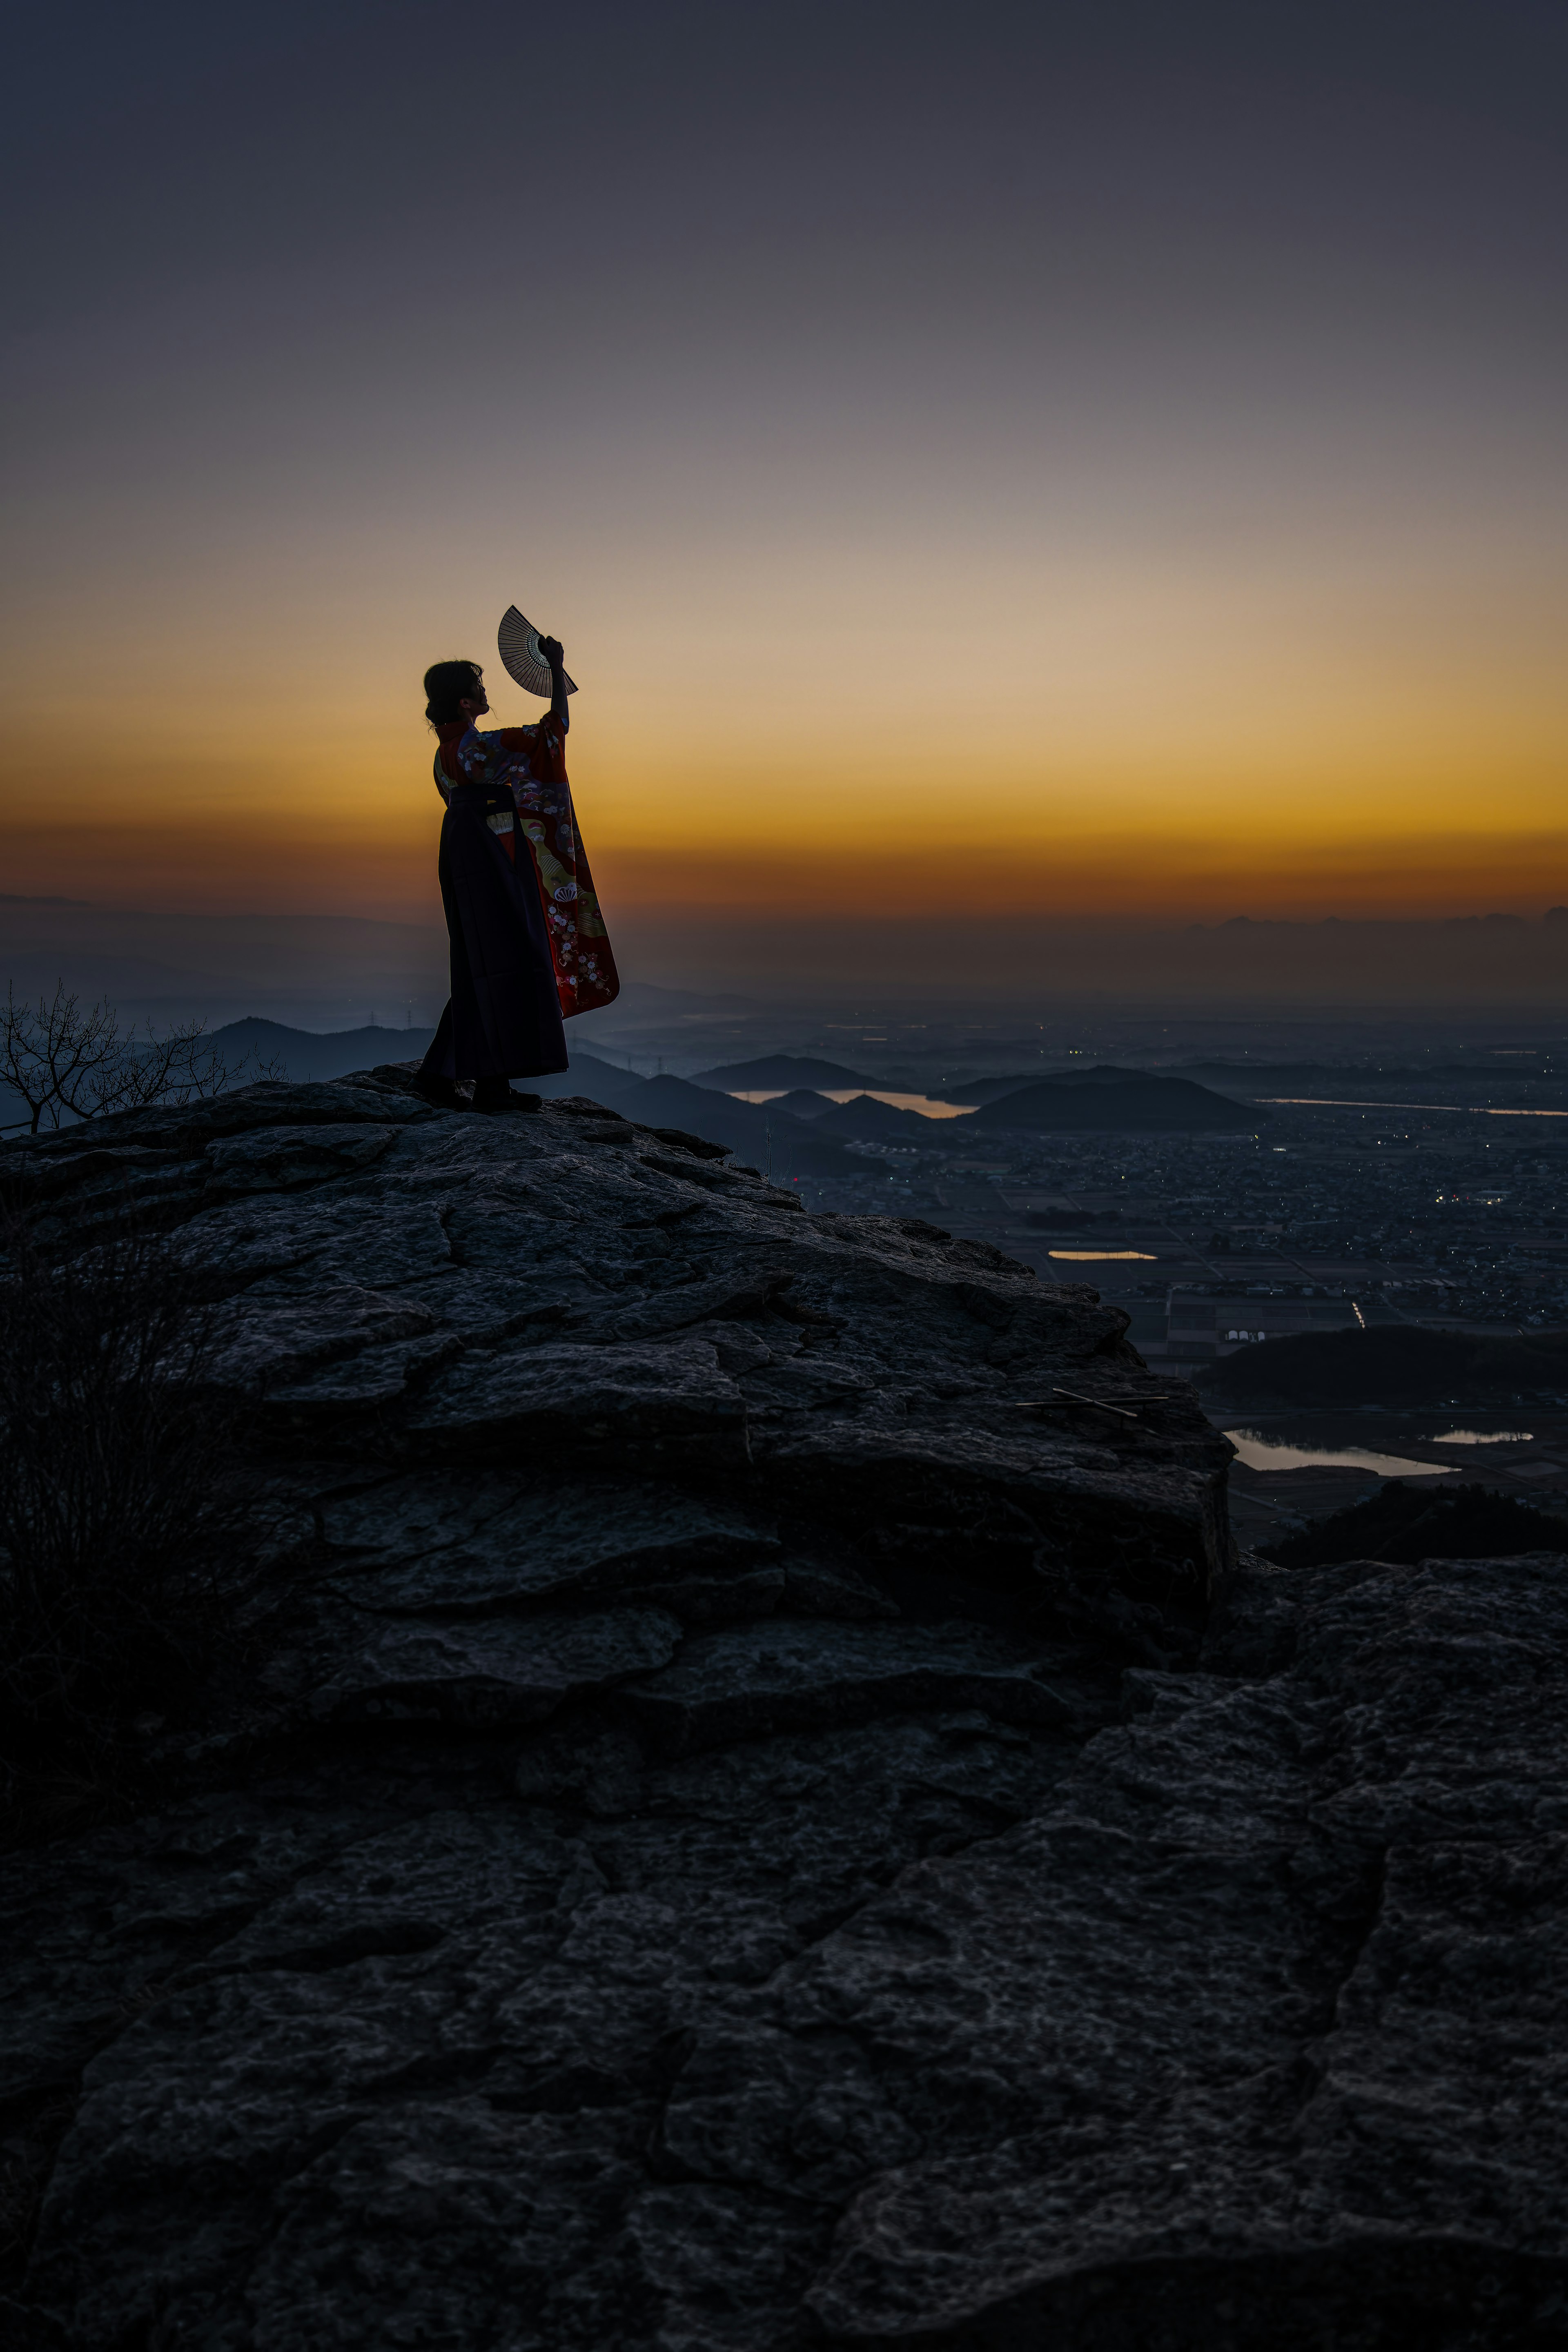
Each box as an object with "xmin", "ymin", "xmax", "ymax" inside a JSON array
[{"xmin": 416, "ymin": 636, "xmax": 618, "ymax": 1111}]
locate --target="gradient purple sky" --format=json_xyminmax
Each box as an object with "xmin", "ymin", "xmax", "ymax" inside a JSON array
[{"xmin": 4, "ymin": 1, "xmax": 1566, "ymax": 995}]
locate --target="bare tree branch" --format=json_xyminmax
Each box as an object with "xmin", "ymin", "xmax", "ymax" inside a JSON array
[
  {"xmin": 0, "ymin": 982, "xmax": 286, "ymax": 1134},
  {"xmin": 2, "ymin": 984, "xmax": 123, "ymax": 1134}
]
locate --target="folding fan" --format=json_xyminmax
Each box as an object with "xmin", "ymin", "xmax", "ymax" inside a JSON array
[{"xmin": 497, "ymin": 606, "xmax": 578, "ymax": 698}]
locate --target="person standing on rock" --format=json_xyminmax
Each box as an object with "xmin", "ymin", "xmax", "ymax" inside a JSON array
[{"xmin": 416, "ymin": 637, "xmax": 619, "ymax": 1111}]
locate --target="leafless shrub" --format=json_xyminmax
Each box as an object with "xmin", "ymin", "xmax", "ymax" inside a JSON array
[
  {"xmin": 0, "ymin": 1210, "xmax": 261, "ymax": 1760},
  {"xmin": 0, "ymin": 980, "xmax": 285, "ymax": 1136}
]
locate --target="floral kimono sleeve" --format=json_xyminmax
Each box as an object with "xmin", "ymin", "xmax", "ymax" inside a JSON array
[
  {"xmin": 492, "ymin": 725, "xmax": 617, "ymax": 1015},
  {"xmin": 497, "ymin": 717, "xmax": 567, "ymax": 787}
]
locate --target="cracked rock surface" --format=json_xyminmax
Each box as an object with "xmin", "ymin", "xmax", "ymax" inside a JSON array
[{"xmin": 4, "ymin": 1074, "xmax": 1562, "ymax": 2348}]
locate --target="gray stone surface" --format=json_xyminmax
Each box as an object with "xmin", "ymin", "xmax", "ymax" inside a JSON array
[
  {"xmin": 5, "ymin": 1078, "xmax": 1559, "ymax": 2347},
  {"xmin": 621, "ymin": 1619, "xmax": 1089, "ymax": 1753},
  {"xmin": 301, "ymin": 1606, "xmax": 685, "ymax": 1726},
  {"xmin": 807, "ymin": 1550, "xmax": 1568, "ymax": 2347},
  {"xmin": 202, "ymin": 1120, "xmax": 400, "ymax": 1198},
  {"xmin": 319, "ymin": 1470, "xmax": 784, "ymax": 1616},
  {"xmin": 407, "ymin": 1335, "xmax": 753, "ymax": 1470}
]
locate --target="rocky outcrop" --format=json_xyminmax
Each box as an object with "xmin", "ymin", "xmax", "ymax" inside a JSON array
[
  {"xmin": 2, "ymin": 1073, "xmax": 1563, "ymax": 2348},
  {"xmin": 5, "ymin": 1071, "xmax": 1230, "ymax": 1634}
]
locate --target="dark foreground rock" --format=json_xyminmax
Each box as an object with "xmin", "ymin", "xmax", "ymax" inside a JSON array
[{"xmin": 3, "ymin": 1075, "xmax": 1564, "ymax": 2348}]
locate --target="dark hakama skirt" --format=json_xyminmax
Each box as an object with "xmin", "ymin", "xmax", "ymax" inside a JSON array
[{"xmin": 419, "ymin": 782, "xmax": 569, "ymax": 1082}]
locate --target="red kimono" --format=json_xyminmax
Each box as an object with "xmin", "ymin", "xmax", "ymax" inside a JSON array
[
  {"xmin": 420, "ymin": 715, "xmax": 619, "ymax": 1084},
  {"xmin": 435, "ymin": 714, "xmax": 618, "ymax": 1016}
]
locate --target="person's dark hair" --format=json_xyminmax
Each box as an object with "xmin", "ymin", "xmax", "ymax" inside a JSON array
[{"xmin": 423, "ymin": 659, "xmax": 483, "ymax": 726}]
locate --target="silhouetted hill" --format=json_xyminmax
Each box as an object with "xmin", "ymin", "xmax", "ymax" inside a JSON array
[
  {"xmin": 936, "ymin": 1058, "xmax": 1568, "ymax": 1111},
  {"xmin": 690, "ymin": 1055, "xmax": 874, "ymax": 1091},
  {"xmin": 768, "ymin": 1089, "xmax": 836, "ymax": 1121},
  {"xmin": 1200, "ymin": 1325, "xmax": 1568, "ymax": 1409},
  {"xmin": 1172, "ymin": 1062, "xmax": 1361, "ymax": 1094},
  {"xmin": 970, "ymin": 1070, "xmax": 1265, "ymax": 1133},
  {"xmin": 595, "ymin": 1073, "xmax": 864, "ymax": 1180},
  {"xmin": 809, "ymin": 1094, "xmax": 939, "ymax": 1143},
  {"xmin": 210, "ymin": 1018, "xmax": 435, "ymax": 1081},
  {"xmin": 939, "ymin": 1066, "xmax": 1171, "ymax": 1106},
  {"xmin": 933, "ymin": 1072, "xmax": 1051, "ymax": 1106},
  {"xmin": 532, "ymin": 1054, "xmax": 651, "ymax": 1110},
  {"xmin": 1262, "ymin": 1481, "xmax": 1568, "ymax": 1568}
]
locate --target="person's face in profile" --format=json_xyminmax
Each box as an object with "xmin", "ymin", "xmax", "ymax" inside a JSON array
[{"xmin": 458, "ymin": 670, "xmax": 490, "ymax": 723}]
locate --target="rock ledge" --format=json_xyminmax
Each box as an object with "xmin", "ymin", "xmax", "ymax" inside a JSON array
[{"xmin": 3, "ymin": 1076, "xmax": 1561, "ymax": 2349}]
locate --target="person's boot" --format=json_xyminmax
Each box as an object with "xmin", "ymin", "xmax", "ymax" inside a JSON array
[
  {"xmin": 471, "ymin": 1078, "xmax": 541, "ymax": 1115},
  {"xmin": 410, "ymin": 1072, "xmax": 463, "ymax": 1110}
]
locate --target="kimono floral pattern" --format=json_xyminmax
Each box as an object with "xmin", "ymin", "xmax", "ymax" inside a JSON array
[{"xmin": 434, "ymin": 718, "xmax": 619, "ymax": 1015}]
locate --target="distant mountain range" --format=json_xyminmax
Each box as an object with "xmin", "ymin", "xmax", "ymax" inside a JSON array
[
  {"xmin": 201, "ymin": 1032, "xmax": 1561, "ymax": 1129},
  {"xmin": 934, "ymin": 1071, "xmax": 1069, "ymax": 1105},
  {"xmin": 312, "ymin": 1032, "xmax": 1260, "ymax": 1145},
  {"xmin": 1, "ymin": 1019, "xmax": 1268, "ymax": 1155},
  {"xmin": 937, "ymin": 1063, "xmax": 1263, "ymax": 1109},
  {"xmin": 211, "ymin": 1018, "xmax": 436, "ymax": 1081},
  {"xmin": 45, "ymin": 1021, "xmax": 895, "ymax": 1178},
  {"xmin": 690, "ymin": 1055, "xmax": 875, "ymax": 1091},
  {"xmin": 681, "ymin": 1060, "xmax": 1263, "ymax": 1139}
]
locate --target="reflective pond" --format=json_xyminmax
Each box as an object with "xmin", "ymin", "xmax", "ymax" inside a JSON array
[
  {"xmin": 1225, "ymin": 1431, "xmax": 1455, "ymax": 1478},
  {"xmin": 728, "ymin": 1089, "xmax": 978, "ymax": 1120},
  {"xmin": 1216, "ymin": 1412, "xmax": 1542, "ymax": 1478}
]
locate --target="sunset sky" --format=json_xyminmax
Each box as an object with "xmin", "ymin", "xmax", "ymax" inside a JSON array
[{"xmin": 4, "ymin": 0, "xmax": 1566, "ymax": 987}]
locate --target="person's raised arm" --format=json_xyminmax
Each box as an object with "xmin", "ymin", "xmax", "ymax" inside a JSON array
[{"xmin": 537, "ymin": 635, "xmax": 570, "ymax": 735}]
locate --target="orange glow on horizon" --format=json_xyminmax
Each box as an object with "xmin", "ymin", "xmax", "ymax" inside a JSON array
[
  {"xmin": 6, "ymin": 502, "xmax": 1565, "ymax": 935},
  {"xmin": 6, "ymin": 714, "xmax": 1566, "ymax": 926}
]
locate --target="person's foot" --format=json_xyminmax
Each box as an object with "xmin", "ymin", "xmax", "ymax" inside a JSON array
[
  {"xmin": 470, "ymin": 1079, "xmax": 542, "ymax": 1114},
  {"xmin": 410, "ymin": 1073, "xmax": 463, "ymax": 1110}
]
